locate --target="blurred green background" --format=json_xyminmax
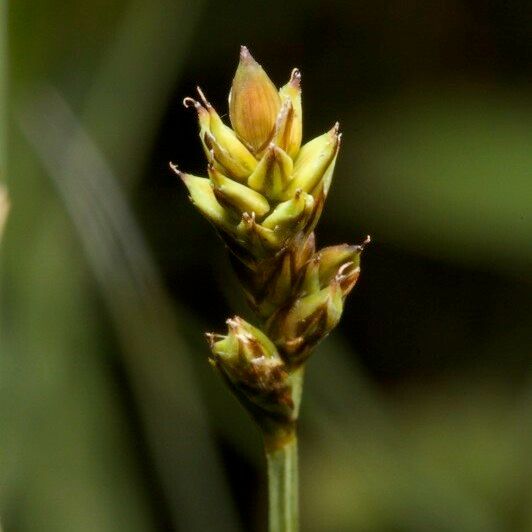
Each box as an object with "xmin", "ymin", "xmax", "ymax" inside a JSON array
[{"xmin": 2, "ymin": 1, "xmax": 532, "ymax": 530}]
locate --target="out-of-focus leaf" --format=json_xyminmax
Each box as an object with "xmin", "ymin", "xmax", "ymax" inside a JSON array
[
  {"xmin": 5, "ymin": 0, "xmax": 242, "ymax": 529},
  {"xmin": 1, "ymin": 210, "xmax": 155, "ymax": 531},
  {"xmin": 16, "ymin": 88, "xmax": 240, "ymax": 532},
  {"xmin": 0, "ymin": 0, "xmax": 6, "ymax": 181},
  {"xmin": 334, "ymin": 87, "xmax": 532, "ymax": 274},
  {"xmin": 82, "ymin": 0, "xmax": 204, "ymax": 183},
  {"xmin": 303, "ymin": 379, "xmax": 527, "ymax": 532}
]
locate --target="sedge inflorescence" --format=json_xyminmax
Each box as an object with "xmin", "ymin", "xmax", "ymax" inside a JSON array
[{"xmin": 172, "ymin": 46, "xmax": 368, "ymax": 425}]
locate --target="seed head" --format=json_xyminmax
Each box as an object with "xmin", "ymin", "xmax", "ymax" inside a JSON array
[{"xmin": 175, "ymin": 47, "xmax": 369, "ymax": 412}]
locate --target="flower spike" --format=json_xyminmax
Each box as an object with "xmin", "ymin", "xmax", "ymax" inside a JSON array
[{"xmin": 174, "ymin": 52, "xmax": 370, "ymax": 519}]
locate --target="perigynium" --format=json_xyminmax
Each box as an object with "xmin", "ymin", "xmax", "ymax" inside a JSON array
[{"xmin": 171, "ymin": 46, "xmax": 369, "ymax": 532}]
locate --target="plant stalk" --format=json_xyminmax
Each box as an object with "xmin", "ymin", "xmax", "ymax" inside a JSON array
[
  {"xmin": 262, "ymin": 366, "xmax": 302, "ymax": 532},
  {"xmin": 265, "ymin": 430, "xmax": 299, "ymax": 532}
]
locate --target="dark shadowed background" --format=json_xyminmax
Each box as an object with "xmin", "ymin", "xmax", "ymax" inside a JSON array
[{"xmin": 2, "ymin": 1, "xmax": 532, "ymax": 530}]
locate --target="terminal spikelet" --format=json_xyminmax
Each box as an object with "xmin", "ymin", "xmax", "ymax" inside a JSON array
[{"xmin": 174, "ymin": 46, "xmax": 369, "ymax": 422}]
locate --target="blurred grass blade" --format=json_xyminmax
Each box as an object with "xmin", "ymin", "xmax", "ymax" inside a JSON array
[
  {"xmin": 83, "ymin": 0, "xmax": 204, "ymax": 183},
  {"xmin": 0, "ymin": 0, "xmax": 7, "ymax": 247},
  {"xmin": 18, "ymin": 87, "xmax": 241, "ymax": 532},
  {"xmin": 0, "ymin": 0, "xmax": 5, "ymax": 182},
  {"xmin": 338, "ymin": 92, "xmax": 532, "ymax": 273}
]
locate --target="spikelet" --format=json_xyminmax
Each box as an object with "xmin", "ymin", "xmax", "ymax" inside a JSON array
[{"xmin": 174, "ymin": 47, "xmax": 369, "ymax": 420}]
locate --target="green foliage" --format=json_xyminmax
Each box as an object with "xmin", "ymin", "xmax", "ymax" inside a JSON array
[{"xmin": 2, "ymin": 1, "xmax": 532, "ymax": 531}]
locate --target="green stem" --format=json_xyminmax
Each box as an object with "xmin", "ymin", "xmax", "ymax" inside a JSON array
[{"xmin": 265, "ymin": 432, "xmax": 299, "ymax": 532}]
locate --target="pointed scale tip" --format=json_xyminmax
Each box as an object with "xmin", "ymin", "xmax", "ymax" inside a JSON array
[
  {"xmin": 226, "ymin": 316, "xmax": 242, "ymax": 331},
  {"xmin": 330, "ymin": 123, "xmax": 342, "ymax": 148},
  {"xmin": 290, "ymin": 68, "xmax": 302, "ymax": 88},
  {"xmin": 169, "ymin": 162, "xmax": 186, "ymax": 182},
  {"xmin": 239, "ymin": 45, "xmax": 259, "ymax": 66},
  {"xmin": 356, "ymin": 235, "xmax": 372, "ymax": 251},
  {"xmin": 205, "ymin": 332, "xmax": 216, "ymax": 348},
  {"xmin": 196, "ymin": 86, "xmax": 211, "ymax": 108}
]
